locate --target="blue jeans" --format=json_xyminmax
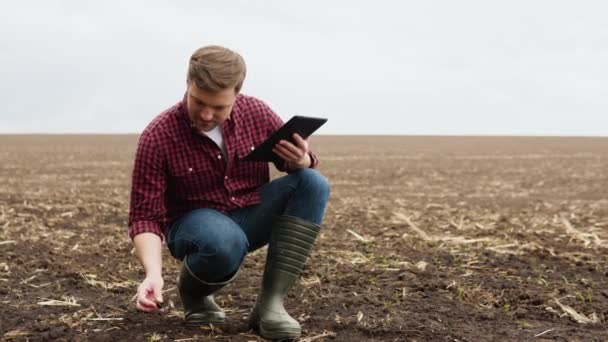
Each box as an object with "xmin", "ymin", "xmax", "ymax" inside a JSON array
[{"xmin": 167, "ymin": 168, "xmax": 330, "ymax": 282}]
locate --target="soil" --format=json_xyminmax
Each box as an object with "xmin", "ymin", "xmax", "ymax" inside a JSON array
[{"xmin": 1, "ymin": 135, "xmax": 607, "ymax": 341}]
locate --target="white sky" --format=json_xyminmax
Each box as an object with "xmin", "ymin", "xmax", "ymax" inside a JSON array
[{"xmin": 1, "ymin": 0, "xmax": 607, "ymax": 135}]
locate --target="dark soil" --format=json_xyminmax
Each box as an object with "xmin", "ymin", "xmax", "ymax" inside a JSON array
[{"xmin": 1, "ymin": 135, "xmax": 607, "ymax": 341}]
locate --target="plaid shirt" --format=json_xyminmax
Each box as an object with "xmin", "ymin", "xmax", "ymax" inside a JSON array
[{"xmin": 128, "ymin": 94, "xmax": 319, "ymax": 239}]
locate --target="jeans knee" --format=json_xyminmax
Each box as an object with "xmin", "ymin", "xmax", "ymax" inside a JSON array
[
  {"xmin": 207, "ymin": 233, "xmax": 247, "ymax": 276},
  {"xmin": 182, "ymin": 226, "xmax": 248, "ymax": 282},
  {"xmin": 296, "ymin": 168, "xmax": 330, "ymax": 200}
]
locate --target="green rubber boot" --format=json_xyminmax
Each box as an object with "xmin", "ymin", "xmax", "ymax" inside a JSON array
[
  {"xmin": 249, "ymin": 215, "xmax": 322, "ymax": 340},
  {"xmin": 177, "ymin": 255, "xmax": 237, "ymax": 324}
]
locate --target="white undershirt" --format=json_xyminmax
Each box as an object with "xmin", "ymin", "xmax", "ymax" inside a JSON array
[{"xmin": 201, "ymin": 126, "xmax": 227, "ymax": 158}]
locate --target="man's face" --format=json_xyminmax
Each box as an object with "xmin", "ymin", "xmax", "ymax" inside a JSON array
[{"xmin": 186, "ymin": 81, "xmax": 237, "ymax": 132}]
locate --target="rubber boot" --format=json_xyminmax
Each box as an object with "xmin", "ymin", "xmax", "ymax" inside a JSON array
[
  {"xmin": 249, "ymin": 215, "xmax": 322, "ymax": 340},
  {"xmin": 177, "ymin": 255, "xmax": 238, "ymax": 324}
]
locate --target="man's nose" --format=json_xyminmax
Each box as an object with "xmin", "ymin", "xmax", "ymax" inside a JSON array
[{"xmin": 200, "ymin": 107, "xmax": 213, "ymax": 120}]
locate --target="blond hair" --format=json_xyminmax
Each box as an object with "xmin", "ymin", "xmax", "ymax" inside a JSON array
[{"xmin": 187, "ymin": 45, "xmax": 247, "ymax": 93}]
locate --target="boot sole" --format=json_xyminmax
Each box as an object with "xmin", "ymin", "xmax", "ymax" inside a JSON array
[
  {"xmin": 255, "ymin": 323, "xmax": 301, "ymax": 340},
  {"xmin": 185, "ymin": 312, "xmax": 226, "ymax": 325}
]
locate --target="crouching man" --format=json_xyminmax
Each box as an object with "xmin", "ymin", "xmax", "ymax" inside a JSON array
[{"xmin": 127, "ymin": 45, "xmax": 330, "ymax": 340}]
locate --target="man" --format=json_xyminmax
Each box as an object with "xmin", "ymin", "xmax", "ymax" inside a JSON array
[{"xmin": 128, "ymin": 45, "xmax": 330, "ymax": 340}]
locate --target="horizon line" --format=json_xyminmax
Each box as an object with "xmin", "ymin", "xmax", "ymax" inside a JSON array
[{"xmin": 1, "ymin": 133, "xmax": 607, "ymax": 138}]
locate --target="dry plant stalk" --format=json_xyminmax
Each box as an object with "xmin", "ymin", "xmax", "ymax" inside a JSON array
[
  {"xmin": 346, "ymin": 229, "xmax": 372, "ymax": 243},
  {"xmin": 553, "ymin": 298, "xmax": 598, "ymax": 324},
  {"xmin": 391, "ymin": 212, "xmax": 433, "ymax": 241},
  {"xmin": 37, "ymin": 296, "xmax": 81, "ymax": 307},
  {"xmin": 560, "ymin": 215, "xmax": 605, "ymax": 248},
  {"xmin": 298, "ymin": 330, "xmax": 337, "ymax": 342}
]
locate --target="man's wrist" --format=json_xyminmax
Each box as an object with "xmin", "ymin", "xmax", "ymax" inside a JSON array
[
  {"xmin": 145, "ymin": 270, "xmax": 163, "ymax": 278},
  {"xmin": 291, "ymin": 153, "xmax": 311, "ymax": 169}
]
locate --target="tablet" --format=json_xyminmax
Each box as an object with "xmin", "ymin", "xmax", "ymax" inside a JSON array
[{"xmin": 244, "ymin": 115, "xmax": 328, "ymax": 162}]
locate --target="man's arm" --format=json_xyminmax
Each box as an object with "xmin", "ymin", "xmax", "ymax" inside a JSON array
[
  {"xmin": 128, "ymin": 133, "xmax": 168, "ymax": 312},
  {"xmin": 134, "ymin": 233, "xmax": 164, "ymax": 312},
  {"xmin": 134, "ymin": 233, "xmax": 163, "ymax": 277}
]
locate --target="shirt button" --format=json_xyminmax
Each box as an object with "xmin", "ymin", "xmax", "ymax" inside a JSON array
[
  {"xmin": 224, "ymin": 176, "xmax": 228, "ymax": 180},
  {"xmin": 250, "ymin": 146, "xmax": 255, "ymax": 151},
  {"xmin": 231, "ymin": 196, "xmax": 235, "ymax": 201},
  {"xmin": 188, "ymin": 167, "xmax": 193, "ymax": 172},
  {"xmin": 217, "ymin": 155, "xmax": 222, "ymax": 159}
]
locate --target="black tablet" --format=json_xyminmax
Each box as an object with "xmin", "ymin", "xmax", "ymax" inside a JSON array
[{"xmin": 244, "ymin": 115, "xmax": 328, "ymax": 162}]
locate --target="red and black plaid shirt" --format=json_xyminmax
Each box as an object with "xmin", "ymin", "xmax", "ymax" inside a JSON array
[{"xmin": 128, "ymin": 94, "xmax": 319, "ymax": 239}]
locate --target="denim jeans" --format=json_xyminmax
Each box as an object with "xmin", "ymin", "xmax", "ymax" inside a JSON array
[{"xmin": 167, "ymin": 168, "xmax": 330, "ymax": 282}]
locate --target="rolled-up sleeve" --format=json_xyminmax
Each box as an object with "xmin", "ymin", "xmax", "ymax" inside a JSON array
[{"xmin": 128, "ymin": 133, "xmax": 167, "ymax": 240}]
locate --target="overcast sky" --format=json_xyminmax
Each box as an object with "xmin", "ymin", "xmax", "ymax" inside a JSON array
[{"xmin": 1, "ymin": 1, "xmax": 607, "ymax": 135}]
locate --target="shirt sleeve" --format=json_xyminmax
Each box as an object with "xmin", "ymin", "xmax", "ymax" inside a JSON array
[
  {"xmin": 262, "ymin": 103, "xmax": 320, "ymax": 172},
  {"xmin": 128, "ymin": 133, "xmax": 168, "ymax": 240}
]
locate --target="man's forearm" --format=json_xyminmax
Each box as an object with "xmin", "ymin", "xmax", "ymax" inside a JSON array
[{"xmin": 133, "ymin": 232, "xmax": 163, "ymax": 277}]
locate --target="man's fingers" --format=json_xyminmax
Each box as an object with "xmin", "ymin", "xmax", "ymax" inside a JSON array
[
  {"xmin": 292, "ymin": 134, "xmax": 309, "ymax": 150},
  {"xmin": 153, "ymin": 294, "xmax": 164, "ymax": 307},
  {"xmin": 279, "ymin": 140, "xmax": 299, "ymax": 152},
  {"xmin": 153, "ymin": 285, "xmax": 164, "ymax": 304},
  {"xmin": 138, "ymin": 295, "xmax": 157, "ymax": 308},
  {"xmin": 136, "ymin": 286, "xmax": 162, "ymax": 311},
  {"xmin": 134, "ymin": 277, "xmax": 165, "ymax": 313},
  {"xmin": 276, "ymin": 146, "xmax": 298, "ymax": 160},
  {"xmin": 137, "ymin": 301, "xmax": 159, "ymax": 312},
  {"xmin": 137, "ymin": 300, "xmax": 159, "ymax": 312},
  {"xmin": 278, "ymin": 140, "xmax": 304, "ymax": 157},
  {"xmin": 272, "ymin": 148, "xmax": 292, "ymax": 162},
  {"xmin": 273, "ymin": 144, "xmax": 300, "ymax": 162}
]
